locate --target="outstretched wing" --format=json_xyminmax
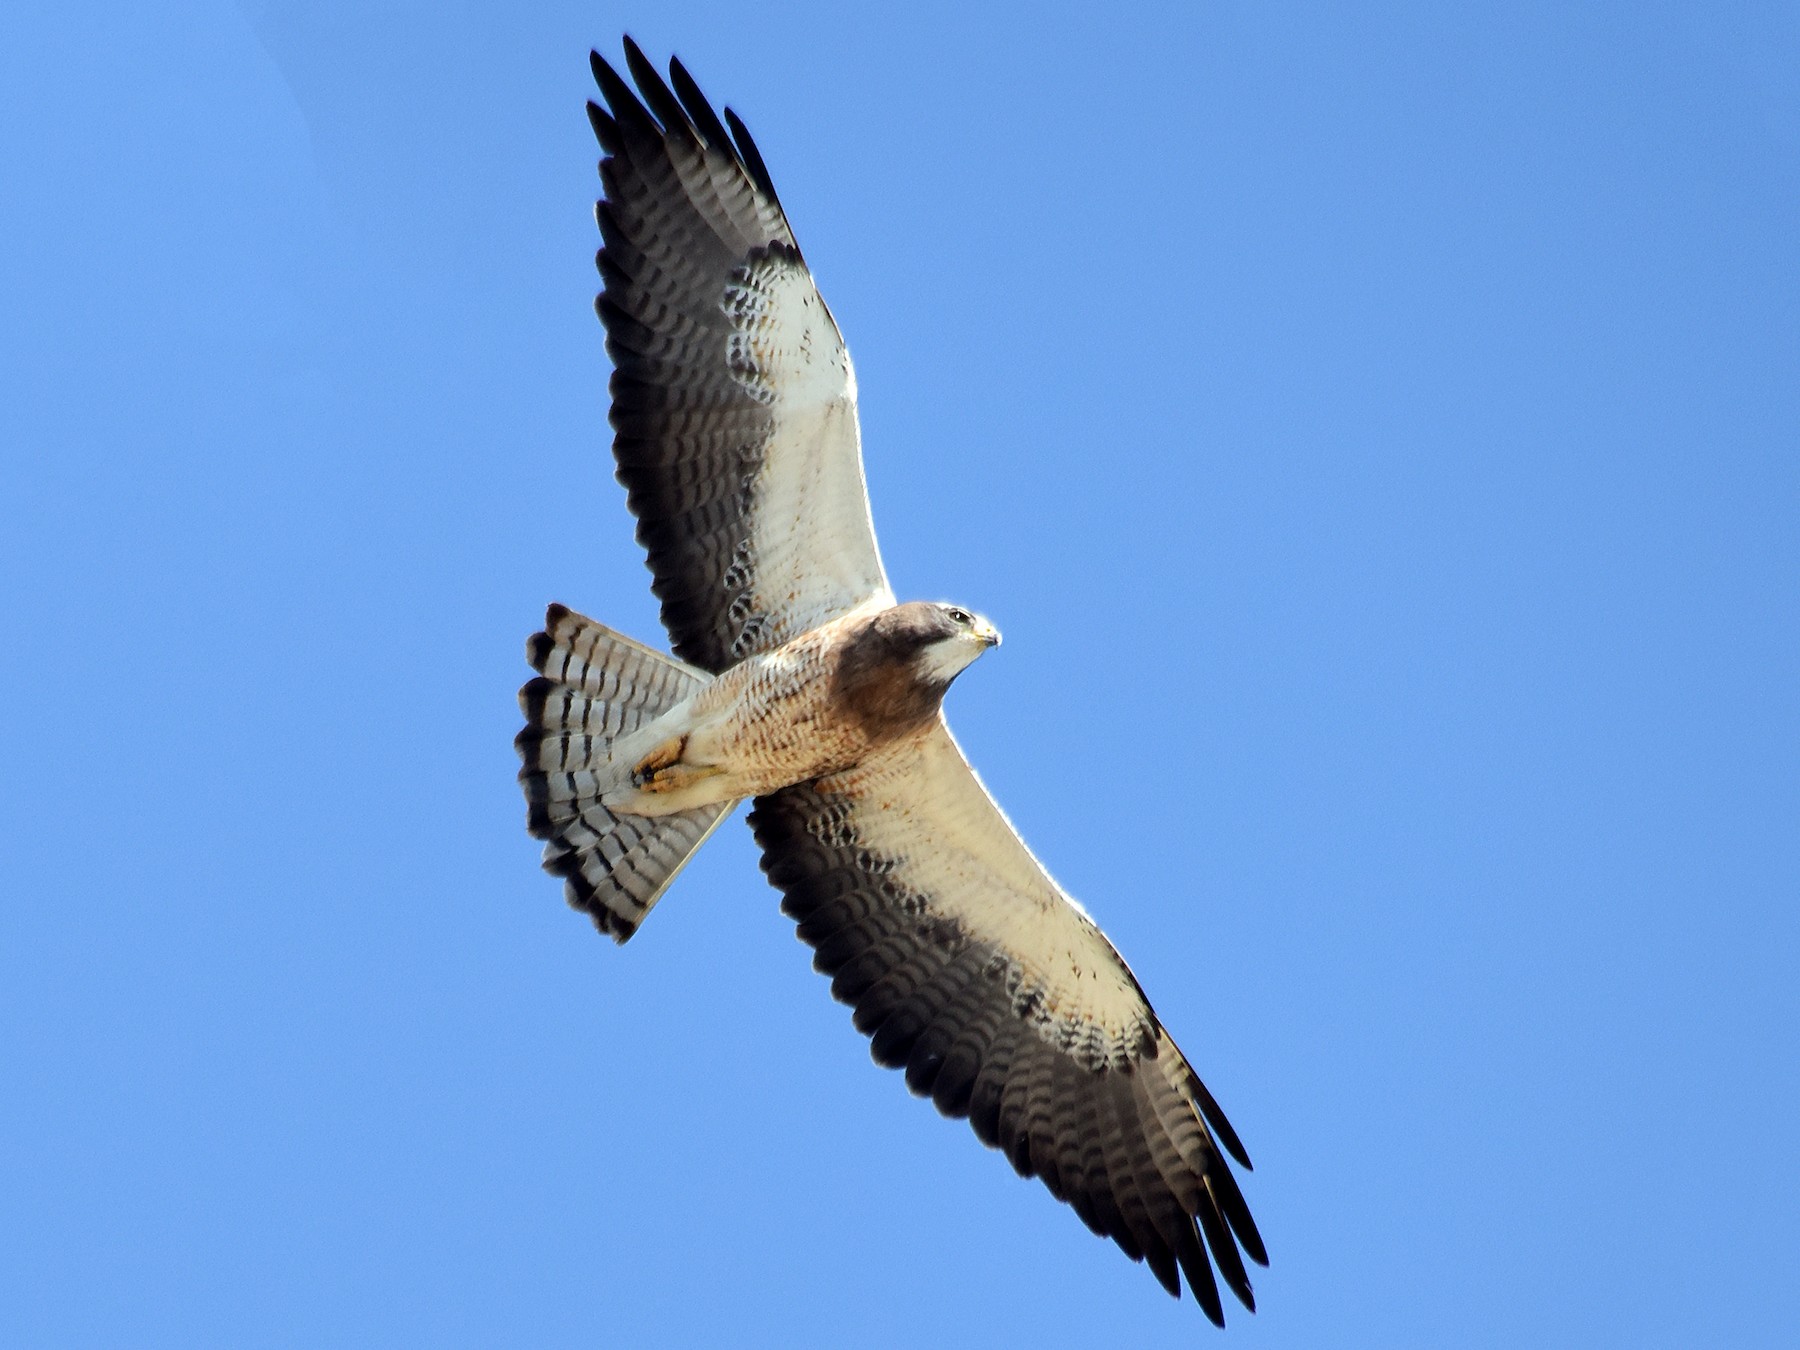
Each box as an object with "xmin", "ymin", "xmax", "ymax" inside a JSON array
[
  {"xmin": 589, "ymin": 41, "xmax": 892, "ymax": 673},
  {"xmin": 747, "ymin": 721, "xmax": 1267, "ymax": 1324}
]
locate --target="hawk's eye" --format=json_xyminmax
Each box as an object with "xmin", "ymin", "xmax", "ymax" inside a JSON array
[{"xmin": 947, "ymin": 607, "xmax": 972, "ymax": 627}]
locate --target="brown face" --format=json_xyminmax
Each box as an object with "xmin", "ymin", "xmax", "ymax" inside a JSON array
[
  {"xmin": 873, "ymin": 601, "xmax": 964, "ymax": 649},
  {"xmin": 833, "ymin": 602, "xmax": 1000, "ymax": 740}
]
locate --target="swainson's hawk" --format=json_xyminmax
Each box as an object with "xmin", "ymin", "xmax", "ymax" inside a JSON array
[{"xmin": 516, "ymin": 38, "xmax": 1267, "ymax": 1324}]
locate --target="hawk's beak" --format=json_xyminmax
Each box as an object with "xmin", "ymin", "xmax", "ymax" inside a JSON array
[{"xmin": 977, "ymin": 619, "xmax": 1001, "ymax": 649}]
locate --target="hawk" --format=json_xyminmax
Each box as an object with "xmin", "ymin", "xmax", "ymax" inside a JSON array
[{"xmin": 516, "ymin": 38, "xmax": 1268, "ymax": 1325}]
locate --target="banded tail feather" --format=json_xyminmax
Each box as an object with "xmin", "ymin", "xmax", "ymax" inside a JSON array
[{"xmin": 516, "ymin": 603, "xmax": 737, "ymax": 941}]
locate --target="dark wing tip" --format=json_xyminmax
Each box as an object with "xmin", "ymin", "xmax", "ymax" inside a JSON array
[
  {"xmin": 1146, "ymin": 1242, "xmax": 1181, "ymax": 1299},
  {"xmin": 585, "ymin": 99, "xmax": 617, "ymax": 150},
  {"xmin": 600, "ymin": 40, "xmax": 786, "ymax": 227},
  {"xmin": 668, "ymin": 55, "xmax": 734, "ymax": 152},
  {"xmin": 1193, "ymin": 1185, "xmax": 1255, "ymax": 1314},
  {"xmin": 588, "ymin": 48, "xmax": 615, "ymax": 92},
  {"xmin": 1213, "ymin": 1166, "xmax": 1270, "ymax": 1268},
  {"xmin": 590, "ymin": 46, "xmax": 657, "ymax": 142},
  {"xmin": 621, "ymin": 37, "xmax": 696, "ymax": 143},
  {"xmin": 1175, "ymin": 1224, "xmax": 1226, "ymax": 1326},
  {"xmin": 722, "ymin": 105, "xmax": 784, "ymax": 212},
  {"xmin": 1188, "ymin": 1070, "xmax": 1253, "ymax": 1171}
]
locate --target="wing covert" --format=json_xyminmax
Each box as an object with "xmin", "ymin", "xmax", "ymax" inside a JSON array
[
  {"xmin": 590, "ymin": 40, "xmax": 891, "ymax": 672},
  {"xmin": 747, "ymin": 720, "xmax": 1266, "ymax": 1323}
]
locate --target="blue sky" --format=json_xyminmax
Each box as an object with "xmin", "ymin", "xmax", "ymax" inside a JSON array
[{"xmin": 4, "ymin": 1, "xmax": 1797, "ymax": 1345}]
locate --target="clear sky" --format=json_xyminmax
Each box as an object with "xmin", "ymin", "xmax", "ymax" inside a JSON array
[{"xmin": 4, "ymin": 2, "xmax": 1797, "ymax": 1346}]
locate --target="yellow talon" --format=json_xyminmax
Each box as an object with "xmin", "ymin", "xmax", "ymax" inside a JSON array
[
  {"xmin": 629, "ymin": 735, "xmax": 685, "ymax": 789},
  {"xmin": 629, "ymin": 735, "xmax": 725, "ymax": 794}
]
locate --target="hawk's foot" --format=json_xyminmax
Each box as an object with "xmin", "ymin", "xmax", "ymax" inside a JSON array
[{"xmin": 629, "ymin": 735, "xmax": 722, "ymax": 794}]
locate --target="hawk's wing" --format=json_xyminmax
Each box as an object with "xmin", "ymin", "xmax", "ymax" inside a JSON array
[
  {"xmin": 589, "ymin": 42, "xmax": 892, "ymax": 673},
  {"xmin": 748, "ymin": 720, "xmax": 1268, "ymax": 1324}
]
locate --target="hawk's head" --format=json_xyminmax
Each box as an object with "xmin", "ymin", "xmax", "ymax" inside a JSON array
[
  {"xmin": 906, "ymin": 602, "xmax": 1002, "ymax": 686},
  {"xmin": 837, "ymin": 601, "xmax": 1001, "ymax": 738}
]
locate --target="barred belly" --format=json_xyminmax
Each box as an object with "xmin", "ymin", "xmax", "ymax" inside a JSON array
[{"xmin": 601, "ymin": 609, "xmax": 903, "ymax": 817}]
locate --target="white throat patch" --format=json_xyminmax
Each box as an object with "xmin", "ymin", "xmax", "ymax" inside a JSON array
[{"xmin": 915, "ymin": 633, "xmax": 987, "ymax": 686}]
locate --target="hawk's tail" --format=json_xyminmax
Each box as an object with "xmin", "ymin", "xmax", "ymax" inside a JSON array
[{"xmin": 515, "ymin": 603, "xmax": 735, "ymax": 942}]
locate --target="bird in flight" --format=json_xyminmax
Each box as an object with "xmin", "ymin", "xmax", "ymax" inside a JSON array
[{"xmin": 516, "ymin": 37, "xmax": 1267, "ymax": 1325}]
